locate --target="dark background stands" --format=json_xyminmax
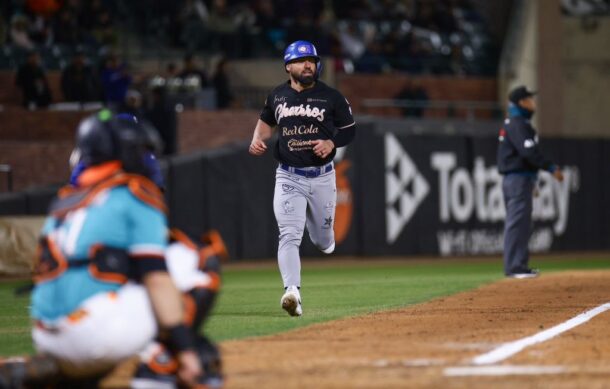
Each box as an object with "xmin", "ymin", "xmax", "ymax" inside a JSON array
[
  {"xmin": 212, "ymin": 58, "xmax": 233, "ymax": 109},
  {"xmin": 61, "ymin": 50, "xmax": 102, "ymax": 103},
  {"xmin": 15, "ymin": 51, "xmax": 52, "ymax": 108},
  {"xmin": 145, "ymin": 86, "xmax": 178, "ymax": 156}
]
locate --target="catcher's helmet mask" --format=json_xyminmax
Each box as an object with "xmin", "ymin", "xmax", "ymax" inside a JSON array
[
  {"xmin": 283, "ymin": 40, "xmax": 322, "ymax": 79},
  {"xmin": 75, "ymin": 110, "xmax": 151, "ymax": 179}
]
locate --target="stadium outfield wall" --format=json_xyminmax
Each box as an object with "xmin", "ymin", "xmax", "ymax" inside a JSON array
[{"xmin": 1, "ymin": 120, "xmax": 609, "ymax": 262}]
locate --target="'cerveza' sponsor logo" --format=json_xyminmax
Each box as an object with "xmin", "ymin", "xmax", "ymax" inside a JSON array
[
  {"xmin": 275, "ymin": 103, "xmax": 326, "ymax": 123},
  {"xmin": 282, "ymin": 124, "xmax": 319, "ymax": 136},
  {"xmin": 384, "ymin": 133, "xmax": 429, "ymax": 244},
  {"xmin": 287, "ymin": 139, "xmax": 314, "ymax": 151}
]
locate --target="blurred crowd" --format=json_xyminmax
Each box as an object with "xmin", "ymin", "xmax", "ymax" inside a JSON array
[
  {"xmin": 1, "ymin": 0, "xmax": 498, "ymax": 76},
  {"xmin": 12, "ymin": 47, "xmax": 231, "ymax": 156},
  {"xmin": 2, "ymin": 0, "xmax": 502, "ymax": 139},
  {"xmin": 129, "ymin": 0, "xmax": 498, "ymax": 75}
]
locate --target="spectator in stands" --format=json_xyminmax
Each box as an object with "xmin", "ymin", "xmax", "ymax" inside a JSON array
[
  {"xmin": 251, "ymin": 0, "xmax": 281, "ymax": 54},
  {"xmin": 52, "ymin": 6, "xmax": 80, "ymax": 45},
  {"xmin": 15, "ymin": 50, "xmax": 52, "ymax": 109},
  {"xmin": 166, "ymin": 62, "xmax": 178, "ymax": 79},
  {"xmin": 212, "ymin": 57, "xmax": 233, "ymax": 109},
  {"xmin": 9, "ymin": 14, "xmax": 35, "ymax": 50},
  {"xmin": 164, "ymin": 62, "xmax": 184, "ymax": 94},
  {"xmin": 285, "ymin": 14, "xmax": 326, "ymax": 54},
  {"xmin": 119, "ymin": 89, "xmax": 145, "ymax": 120},
  {"xmin": 178, "ymin": 53, "xmax": 209, "ymax": 90},
  {"xmin": 146, "ymin": 85, "xmax": 178, "ymax": 156},
  {"xmin": 448, "ymin": 43, "xmax": 468, "ymax": 76},
  {"xmin": 207, "ymin": 0, "xmax": 239, "ymax": 56},
  {"xmin": 25, "ymin": 4, "xmax": 54, "ymax": 46},
  {"xmin": 397, "ymin": 32, "xmax": 426, "ymax": 73},
  {"xmin": 79, "ymin": 0, "xmax": 103, "ymax": 31},
  {"xmin": 61, "ymin": 48, "xmax": 101, "ymax": 103},
  {"xmin": 100, "ymin": 52, "xmax": 132, "ymax": 109},
  {"xmin": 395, "ymin": 80, "xmax": 429, "ymax": 118},
  {"xmin": 337, "ymin": 22, "xmax": 367, "ymax": 61},
  {"xmin": 91, "ymin": 7, "xmax": 117, "ymax": 46},
  {"xmin": 177, "ymin": 0, "xmax": 209, "ymax": 52}
]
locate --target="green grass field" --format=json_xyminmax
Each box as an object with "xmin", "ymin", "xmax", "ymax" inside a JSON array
[{"xmin": 1, "ymin": 255, "xmax": 609, "ymax": 357}]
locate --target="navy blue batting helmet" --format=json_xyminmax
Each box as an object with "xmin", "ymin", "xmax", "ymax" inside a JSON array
[
  {"xmin": 75, "ymin": 109, "xmax": 150, "ymax": 177},
  {"xmin": 283, "ymin": 40, "xmax": 322, "ymax": 78}
]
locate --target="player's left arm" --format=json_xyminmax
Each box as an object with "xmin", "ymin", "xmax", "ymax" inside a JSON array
[{"xmin": 313, "ymin": 94, "xmax": 356, "ymax": 157}]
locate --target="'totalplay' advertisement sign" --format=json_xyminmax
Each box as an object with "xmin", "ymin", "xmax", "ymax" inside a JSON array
[{"xmin": 357, "ymin": 130, "xmax": 608, "ymax": 256}]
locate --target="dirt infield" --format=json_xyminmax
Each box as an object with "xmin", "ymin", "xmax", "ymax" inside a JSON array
[{"xmin": 221, "ymin": 271, "xmax": 610, "ymax": 388}]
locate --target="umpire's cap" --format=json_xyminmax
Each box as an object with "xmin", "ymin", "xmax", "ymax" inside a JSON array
[{"xmin": 508, "ymin": 85, "xmax": 536, "ymax": 104}]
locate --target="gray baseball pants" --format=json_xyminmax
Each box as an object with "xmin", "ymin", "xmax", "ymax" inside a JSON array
[
  {"xmin": 273, "ymin": 164, "xmax": 336, "ymax": 288},
  {"xmin": 502, "ymin": 173, "xmax": 536, "ymax": 275}
]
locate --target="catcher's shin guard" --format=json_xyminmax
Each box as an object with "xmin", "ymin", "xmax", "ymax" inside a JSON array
[
  {"xmin": 132, "ymin": 343, "xmax": 178, "ymax": 388},
  {"xmin": 195, "ymin": 336, "xmax": 223, "ymax": 389},
  {"xmin": 190, "ymin": 244, "xmax": 222, "ymax": 331},
  {"xmin": 188, "ymin": 285, "xmax": 219, "ymax": 331},
  {"xmin": 133, "ymin": 338, "xmax": 223, "ymax": 389}
]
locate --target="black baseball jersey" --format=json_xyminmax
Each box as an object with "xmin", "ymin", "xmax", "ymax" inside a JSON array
[{"xmin": 260, "ymin": 80, "xmax": 355, "ymax": 167}]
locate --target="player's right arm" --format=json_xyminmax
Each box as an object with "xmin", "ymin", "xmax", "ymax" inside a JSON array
[
  {"xmin": 249, "ymin": 119, "xmax": 273, "ymax": 156},
  {"xmin": 129, "ymin": 192, "xmax": 202, "ymax": 385},
  {"xmin": 250, "ymin": 93, "xmax": 277, "ymax": 156},
  {"xmin": 143, "ymin": 272, "xmax": 202, "ymax": 385}
]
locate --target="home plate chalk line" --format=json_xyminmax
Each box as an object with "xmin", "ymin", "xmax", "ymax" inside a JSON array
[{"xmin": 442, "ymin": 302, "xmax": 610, "ymax": 377}]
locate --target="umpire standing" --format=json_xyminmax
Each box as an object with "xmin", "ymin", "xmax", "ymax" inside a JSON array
[{"xmin": 497, "ymin": 85, "xmax": 564, "ymax": 278}]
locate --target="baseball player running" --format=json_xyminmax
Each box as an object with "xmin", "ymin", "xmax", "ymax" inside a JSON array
[{"xmin": 249, "ymin": 40, "xmax": 356, "ymax": 317}]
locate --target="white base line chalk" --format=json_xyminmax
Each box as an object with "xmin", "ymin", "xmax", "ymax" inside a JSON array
[
  {"xmin": 472, "ymin": 302, "xmax": 610, "ymax": 365},
  {"xmin": 444, "ymin": 365, "xmax": 565, "ymax": 376}
]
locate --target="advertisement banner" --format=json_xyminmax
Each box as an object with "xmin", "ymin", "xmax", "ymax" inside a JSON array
[{"xmin": 356, "ymin": 129, "xmax": 608, "ymax": 256}]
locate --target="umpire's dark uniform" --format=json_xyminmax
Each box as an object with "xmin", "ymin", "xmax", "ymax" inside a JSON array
[{"xmin": 497, "ymin": 86, "xmax": 558, "ymax": 276}]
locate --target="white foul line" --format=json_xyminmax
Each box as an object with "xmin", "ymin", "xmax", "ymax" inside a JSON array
[
  {"xmin": 472, "ymin": 302, "xmax": 610, "ymax": 365},
  {"xmin": 444, "ymin": 365, "xmax": 565, "ymax": 376}
]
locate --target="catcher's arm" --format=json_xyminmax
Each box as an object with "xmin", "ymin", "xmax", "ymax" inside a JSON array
[
  {"xmin": 249, "ymin": 119, "xmax": 274, "ymax": 155},
  {"xmin": 143, "ymin": 271, "xmax": 202, "ymax": 385}
]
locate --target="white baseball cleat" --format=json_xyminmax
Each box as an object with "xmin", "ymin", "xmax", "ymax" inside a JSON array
[
  {"xmin": 507, "ymin": 269, "xmax": 540, "ymax": 279},
  {"xmin": 281, "ymin": 286, "xmax": 302, "ymax": 317},
  {"xmin": 320, "ymin": 241, "xmax": 335, "ymax": 254}
]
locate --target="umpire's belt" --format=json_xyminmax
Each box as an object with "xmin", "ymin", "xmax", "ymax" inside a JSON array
[{"xmin": 280, "ymin": 163, "xmax": 333, "ymax": 178}]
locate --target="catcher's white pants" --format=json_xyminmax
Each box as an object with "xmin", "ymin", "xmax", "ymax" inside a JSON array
[
  {"xmin": 32, "ymin": 243, "xmax": 210, "ymax": 374},
  {"xmin": 32, "ymin": 283, "xmax": 157, "ymax": 374}
]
